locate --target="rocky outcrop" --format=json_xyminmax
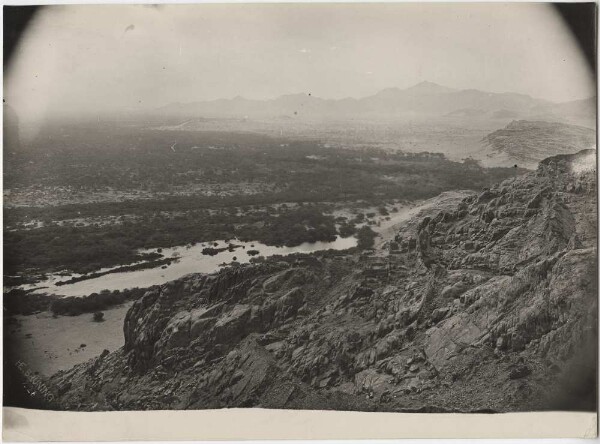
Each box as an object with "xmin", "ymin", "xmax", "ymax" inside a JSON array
[
  {"xmin": 122, "ymin": 264, "xmax": 310, "ymax": 373},
  {"xmin": 49, "ymin": 150, "xmax": 597, "ymax": 412},
  {"xmin": 482, "ymin": 120, "xmax": 596, "ymax": 168}
]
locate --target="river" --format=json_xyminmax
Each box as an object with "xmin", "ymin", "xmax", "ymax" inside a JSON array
[{"xmin": 23, "ymin": 236, "xmax": 357, "ymax": 297}]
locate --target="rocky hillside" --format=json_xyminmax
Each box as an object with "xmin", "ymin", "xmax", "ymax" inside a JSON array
[
  {"xmin": 48, "ymin": 150, "xmax": 597, "ymax": 412},
  {"xmin": 482, "ymin": 120, "xmax": 596, "ymax": 169}
]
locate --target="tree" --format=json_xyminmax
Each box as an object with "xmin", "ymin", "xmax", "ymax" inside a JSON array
[
  {"xmin": 339, "ymin": 223, "xmax": 356, "ymax": 238},
  {"xmin": 356, "ymin": 226, "xmax": 377, "ymax": 250},
  {"xmin": 354, "ymin": 213, "xmax": 365, "ymax": 223}
]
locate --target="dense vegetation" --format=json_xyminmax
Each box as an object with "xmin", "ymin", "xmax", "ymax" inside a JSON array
[
  {"xmin": 3, "ymin": 286, "xmax": 150, "ymax": 316},
  {"xmin": 6, "ymin": 122, "xmax": 522, "ymax": 204},
  {"xmin": 4, "ymin": 121, "xmax": 526, "ymax": 280},
  {"xmin": 236, "ymin": 206, "xmax": 337, "ymax": 247},
  {"xmin": 4, "ymin": 205, "xmax": 342, "ymax": 277}
]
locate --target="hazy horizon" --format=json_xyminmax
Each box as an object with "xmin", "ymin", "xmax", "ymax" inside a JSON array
[
  {"xmin": 153, "ymin": 79, "xmax": 595, "ymax": 106},
  {"xmin": 5, "ymin": 3, "xmax": 595, "ymax": 124}
]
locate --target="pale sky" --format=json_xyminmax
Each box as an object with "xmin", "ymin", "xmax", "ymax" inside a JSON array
[{"xmin": 4, "ymin": 3, "xmax": 595, "ymax": 122}]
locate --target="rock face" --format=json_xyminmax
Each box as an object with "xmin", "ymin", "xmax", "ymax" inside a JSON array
[{"xmin": 49, "ymin": 150, "xmax": 597, "ymax": 412}]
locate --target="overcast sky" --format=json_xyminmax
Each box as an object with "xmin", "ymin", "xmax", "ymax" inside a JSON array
[{"xmin": 5, "ymin": 3, "xmax": 595, "ymax": 122}]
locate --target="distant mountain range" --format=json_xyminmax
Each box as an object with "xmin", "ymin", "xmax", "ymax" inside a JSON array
[{"xmin": 155, "ymin": 81, "xmax": 595, "ymax": 125}]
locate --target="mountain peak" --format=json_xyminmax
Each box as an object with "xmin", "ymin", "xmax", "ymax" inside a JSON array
[
  {"xmin": 415, "ymin": 80, "xmax": 440, "ymax": 87},
  {"xmin": 405, "ymin": 81, "xmax": 455, "ymax": 94}
]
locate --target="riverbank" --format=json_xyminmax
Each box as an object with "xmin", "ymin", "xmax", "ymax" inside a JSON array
[
  {"xmin": 4, "ymin": 302, "xmax": 133, "ymax": 377},
  {"xmin": 21, "ymin": 237, "xmax": 357, "ymax": 297}
]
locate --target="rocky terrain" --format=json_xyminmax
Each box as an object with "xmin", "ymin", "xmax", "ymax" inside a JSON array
[
  {"xmin": 47, "ymin": 150, "xmax": 597, "ymax": 412},
  {"xmin": 482, "ymin": 120, "xmax": 596, "ymax": 169}
]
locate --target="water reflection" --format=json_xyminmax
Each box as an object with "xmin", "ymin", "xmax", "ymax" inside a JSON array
[{"xmin": 24, "ymin": 237, "xmax": 357, "ymax": 297}]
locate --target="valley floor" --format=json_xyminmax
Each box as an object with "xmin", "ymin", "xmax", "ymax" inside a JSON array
[{"xmin": 4, "ymin": 151, "xmax": 596, "ymax": 414}]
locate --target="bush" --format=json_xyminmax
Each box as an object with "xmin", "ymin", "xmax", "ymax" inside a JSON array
[{"xmin": 93, "ymin": 311, "xmax": 105, "ymax": 322}]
